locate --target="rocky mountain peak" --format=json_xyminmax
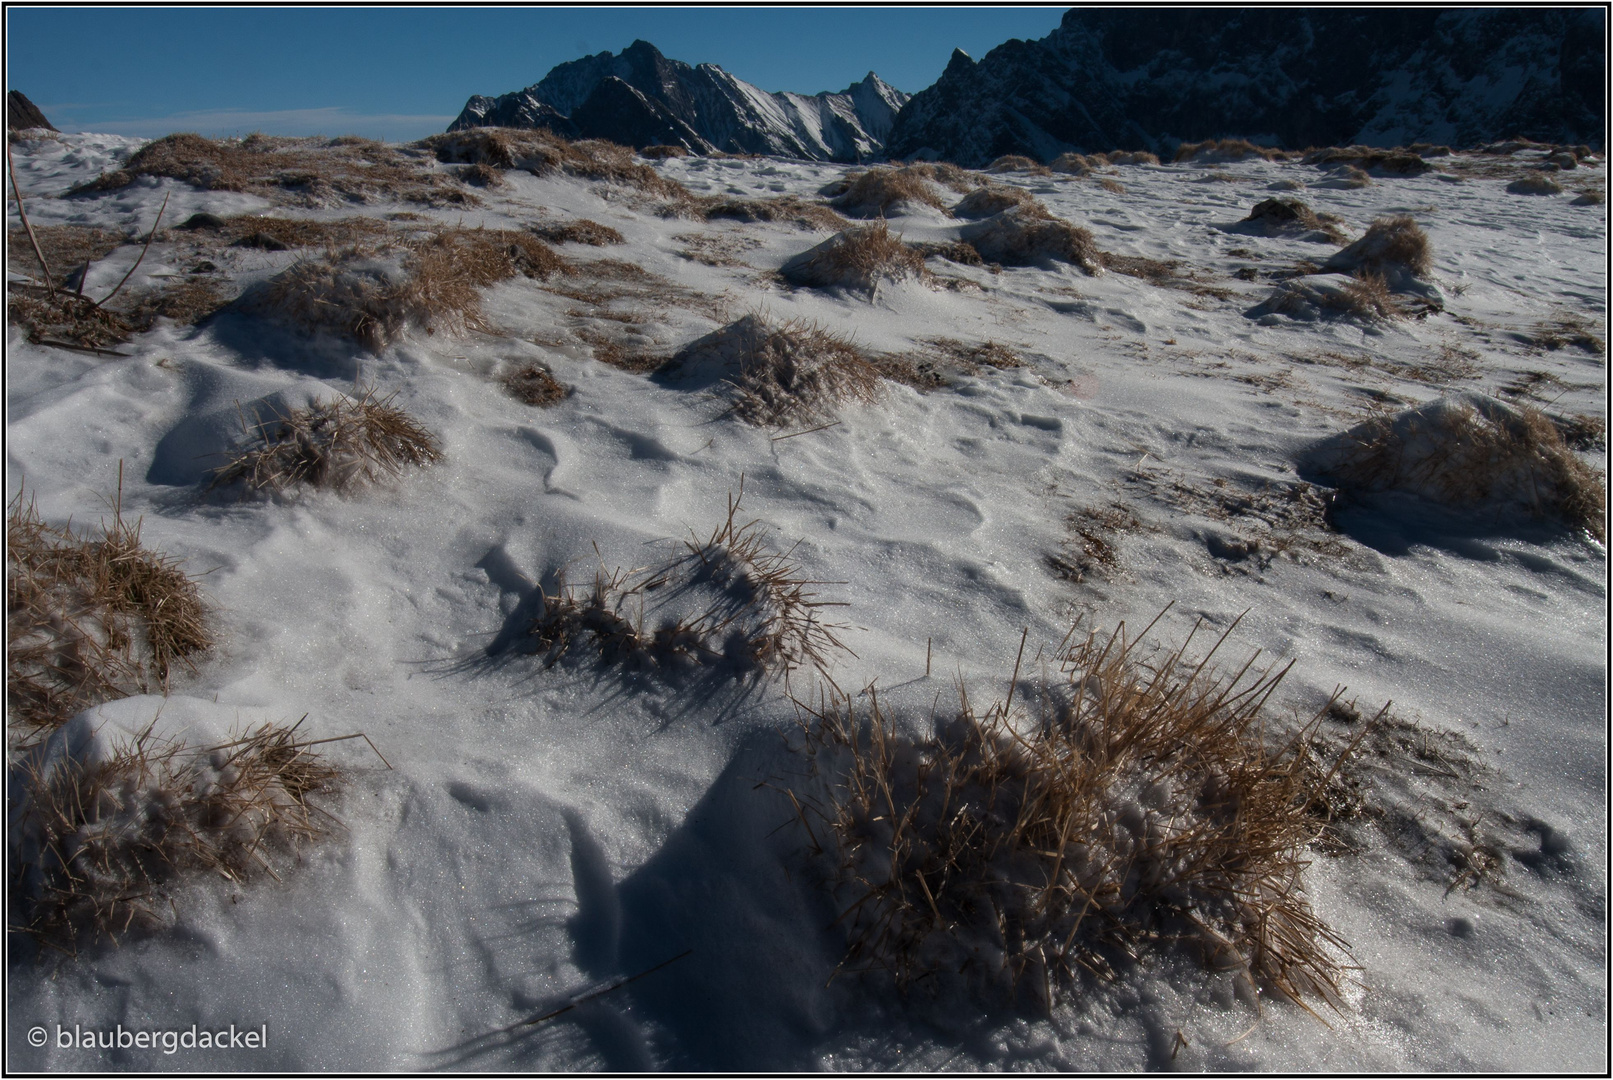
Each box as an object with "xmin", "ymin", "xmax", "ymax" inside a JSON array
[{"xmin": 450, "ymin": 41, "xmax": 910, "ymax": 162}]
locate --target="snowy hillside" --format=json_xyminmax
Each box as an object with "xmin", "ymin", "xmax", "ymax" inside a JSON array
[
  {"xmin": 5, "ymin": 126, "xmax": 1607, "ymax": 1071},
  {"xmin": 452, "ymin": 39, "xmax": 908, "ymax": 162}
]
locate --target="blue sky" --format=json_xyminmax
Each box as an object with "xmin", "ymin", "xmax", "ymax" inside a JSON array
[{"xmin": 6, "ymin": 6, "xmax": 1067, "ymax": 142}]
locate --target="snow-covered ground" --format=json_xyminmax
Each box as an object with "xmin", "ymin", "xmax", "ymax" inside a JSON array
[{"xmin": 6, "ymin": 130, "xmax": 1607, "ymax": 1071}]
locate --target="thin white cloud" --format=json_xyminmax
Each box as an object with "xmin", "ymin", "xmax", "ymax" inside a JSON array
[{"xmin": 58, "ymin": 106, "xmax": 455, "ymax": 142}]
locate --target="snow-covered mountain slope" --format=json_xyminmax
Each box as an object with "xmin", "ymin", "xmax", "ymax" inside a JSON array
[
  {"xmin": 5, "ymin": 128, "xmax": 1607, "ymax": 1072},
  {"xmin": 887, "ymin": 8, "xmax": 1606, "ymax": 166},
  {"xmin": 451, "ymin": 39, "xmax": 909, "ymax": 162}
]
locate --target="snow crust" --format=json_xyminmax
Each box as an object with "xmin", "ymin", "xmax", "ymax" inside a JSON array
[{"xmin": 5, "ymin": 132, "xmax": 1607, "ymax": 1072}]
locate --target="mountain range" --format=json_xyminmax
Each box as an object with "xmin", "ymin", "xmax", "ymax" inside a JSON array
[
  {"xmin": 450, "ymin": 39, "xmax": 907, "ymax": 163},
  {"xmin": 450, "ymin": 11, "xmax": 1604, "ymax": 165}
]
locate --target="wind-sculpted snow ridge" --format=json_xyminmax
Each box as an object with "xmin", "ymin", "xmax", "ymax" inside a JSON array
[
  {"xmin": 886, "ymin": 9, "xmax": 1604, "ymax": 166},
  {"xmin": 451, "ymin": 39, "xmax": 909, "ymax": 162}
]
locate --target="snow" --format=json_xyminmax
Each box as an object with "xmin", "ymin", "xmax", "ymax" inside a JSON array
[{"xmin": 6, "ymin": 132, "xmax": 1607, "ymax": 1071}]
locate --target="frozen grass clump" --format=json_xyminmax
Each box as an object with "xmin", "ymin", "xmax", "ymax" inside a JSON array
[
  {"xmin": 502, "ymin": 362, "xmax": 571, "ymax": 407},
  {"xmin": 700, "ymin": 195, "xmax": 850, "ymax": 231},
  {"xmin": 959, "ymin": 206, "xmax": 1102, "ymax": 273},
  {"xmin": 422, "ymin": 127, "xmax": 691, "ymax": 200},
  {"xmin": 788, "ymin": 614, "xmax": 1355, "ymax": 1013},
  {"xmin": 1246, "ymin": 275, "xmax": 1404, "ymax": 324},
  {"xmin": 527, "ymin": 490, "xmax": 849, "ymax": 682},
  {"xmin": 71, "ymin": 132, "xmax": 473, "ymax": 208},
  {"xmin": 1174, "ymin": 138, "xmax": 1281, "ymax": 163},
  {"xmin": 12, "ymin": 713, "xmax": 342, "ymax": 952},
  {"xmin": 206, "ymin": 389, "xmax": 442, "ymax": 498},
  {"xmin": 1507, "ymin": 173, "xmax": 1564, "ymax": 196},
  {"xmin": 985, "ymin": 154, "xmax": 1048, "ymax": 174},
  {"xmin": 1306, "ymin": 147, "xmax": 1432, "ymax": 176},
  {"xmin": 828, "ymin": 166, "xmax": 949, "ymax": 218},
  {"xmin": 780, "ymin": 222, "xmax": 926, "ymax": 297},
  {"xmin": 532, "ymin": 219, "xmax": 625, "ymax": 246},
  {"xmin": 952, "ymin": 185, "xmax": 1045, "ymax": 220},
  {"xmin": 1106, "ymin": 150, "xmax": 1160, "ymax": 166},
  {"xmin": 1050, "ymin": 152, "xmax": 1096, "ymax": 176},
  {"xmin": 1303, "ymin": 393, "xmax": 1605, "ymax": 540},
  {"xmin": 8, "ymin": 492, "xmax": 211, "ymax": 741},
  {"xmin": 660, "ymin": 313, "xmax": 881, "ymax": 427},
  {"xmin": 249, "ymin": 228, "xmax": 566, "ymax": 348},
  {"xmin": 1229, "ymin": 198, "xmax": 1347, "ymax": 243},
  {"xmin": 1323, "ymin": 215, "xmax": 1431, "ymax": 279}
]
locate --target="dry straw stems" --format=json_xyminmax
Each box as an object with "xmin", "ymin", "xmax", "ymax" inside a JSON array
[
  {"xmin": 72, "ymin": 132, "xmax": 474, "ymax": 208},
  {"xmin": 207, "ymin": 389, "xmax": 442, "ymax": 497},
  {"xmin": 1309, "ymin": 394, "xmax": 1605, "ymax": 540},
  {"xmin": 663, "ymin": 313, "xmax": 883, "ymax": 427},
  {"xmin": 252, "ymin": 227, "xmax": 565, "ymax": 349},
  {"xmin": 787, "ymin": 612, "xmax": 1358, "ymax": 1016},
  {"xmin": 780, "ymin": 222, "xmax": 927, "ymax": 296},
  {"xmin": 7, "ymin": 488, "xmax": 211, "ymax": 740},
  {"xmin": 527, "ymin": 487, "xmax": 849, "ymax": 683},
  {"xmin": 828, "ymin": 167, "xmax": 950, "ymax": 218},
  {"xmin": 13, "ymin": 717, "xmax": 346, "ymax": 953}
]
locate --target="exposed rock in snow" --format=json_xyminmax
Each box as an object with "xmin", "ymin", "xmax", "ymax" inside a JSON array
[{"xmin": 7, "ymin": 89, "xmax": 57, "ymax": 132}]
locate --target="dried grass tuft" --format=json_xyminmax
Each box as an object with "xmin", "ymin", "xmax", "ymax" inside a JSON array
[
  {"xmin": 250, "ymin": 228, "xmax": 566, "ymax": 348},
  {"xmin": 423, "ymin": 128, "xmax": 690, "ymax": 200},
  {"xmin": 527, "ymin": 487, "xmax": 849, "ymax": 682},
  {"xmin": 72, "ymin": 132, "xmax": 473, "ymax": 208},
  {"xmin": 700, "ymin": 195, "xmax": 851, "ymax": 232},
  {"xmin": 1051, "ymin": 153, "xmax": 1096, "ymax": 176},
  {"xmin": 662, "ymin": 313, "xmax": 881, "ymax": 427},
  {"xmin": 8, "ymin": 489, "xmax": 211, "ymax": 740},
  {"xmin": 1327, "ymin": 216, "xmax": 1431, "ymax": 278},
  {"xmin": 461, "ymin": 162, "xmax": 506, "ymax": 188},
  {"xmin": 830, "ymin": 167, "xmax": 949, "ymax": 218},
  {"xmin": 780, "ymin": 221, "xmax": 927, "ymax": 296},
  {"xmin": 952, "ymin": 185, "xmax": 1047, "ymax": 220},
  {"xmin": 1174, "ymin": 139, "xmax": 1281, "ymax": 164},
  {"xmin": 503, "ymin": 362, "xmax": 571, "ymax": 407},
  {"xmin": 205, "ymin": 389, "xmax": 442, "ymax": 498},
  {"xmin": 985, "ymin": 154, "xmax": 1046, "ymax": 174},
  {"xmin": 1235, "ymin": 199, "xmax": 1348, "ymax": 243},
  {"xmin": 13, "ymin": 717, "xmax": 343, "ymax": 951},
  {"xmin": 532, "ymin": 219, "xmax": 625, "ymax": 246},
  {"xmin": 640, "ymin": 144, "xmax": 689, "ymax": 160},
  {"xmin": 959, "ymin": 207, "xmax": 1103, "ymax": 273},
  {"xmin": 1507, "ymin": 173, "xmax": 1564, "ymax": 196},
  {"xmin": 1306, "ymin": 394, "xmax": 1605, "ymax": 540},
  {"xmin": 1306, "ymin": 147, "xmax": 1431, "ymax": 176},
  {"xmin": 788, "ymin": 613, "xmax": 1356, "ymax": 1014}
]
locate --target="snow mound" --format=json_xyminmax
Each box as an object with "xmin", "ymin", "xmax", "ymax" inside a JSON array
[
  {"xmin": 780, "ymin": 223, "xmax": 926, "ymax": 296},
  {"xmin": 951, "ymin": 184, "xmax": 1044, "ymax": 220},
  {"xmin": 958, "ymin": 207, "xmax": 1102, "ymax": 272},
  {"xmin": 659, "ymin": 313, "xmax": 881, "ymax": 426},
  {"xmin": 11, "ymin": 696, "xmax": 344, "ymax": 950},
  {"xmin": 1221, "ymin": 198, "xmax": 1346, "ymax": 243},
  {"xmin": 1302, "ymin": 393, "xmax": 1605, "ymax": 539},
  {"xmin": 828, "ymin": 166, "xmax": 948, "ymax": 218},
  {"xmin": 1245, "ymin": 275, "xmax": 1403, "ymax": 324}
]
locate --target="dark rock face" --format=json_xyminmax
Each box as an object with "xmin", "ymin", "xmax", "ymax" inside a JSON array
[
  {"xmin": 568, "ymin": 77, "xmax": 715, "ymax": 154},
  {"xmin": 8, "ymin": 90, "xmax": 57, "ymax": 132},
  {"xmin": 450, "ymin": 39, "xmax": 909, "ymax": 162},
  {"xmin": 886, "ymin": 9, "xmax": 1606, "ymax": 166}
]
